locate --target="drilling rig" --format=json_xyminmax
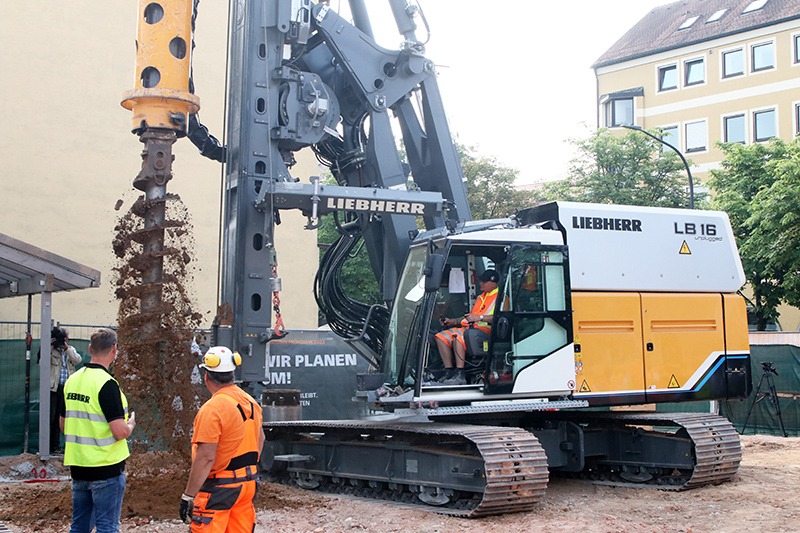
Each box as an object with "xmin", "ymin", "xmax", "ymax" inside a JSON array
[{"xmin": 122, "ymin": 0, "xmax": 752, "ymax": 517}]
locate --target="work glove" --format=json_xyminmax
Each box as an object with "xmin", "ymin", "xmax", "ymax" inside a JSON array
[{"xmin": 179, "ymin": 493, "xmax": 194, "ymax": 523}]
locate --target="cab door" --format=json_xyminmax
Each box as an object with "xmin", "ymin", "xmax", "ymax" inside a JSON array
[{"xmin": 485, "ymin": 245, "xmax": 575, "ymax": 397}]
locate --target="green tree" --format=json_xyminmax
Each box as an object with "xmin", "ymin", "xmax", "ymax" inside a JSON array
[
  {"xmin": 541, "ymin": 129, "xmax": 694, "ymax": 208},
  {"xmin": 707, "ymin": 139, "xmax": 792, "ymax": 330},
  {"xmin": 457, "ymin": 143, "xmax": 542, "ymax": 219}
]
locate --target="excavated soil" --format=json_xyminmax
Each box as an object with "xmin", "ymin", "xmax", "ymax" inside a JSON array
[
  {"xmin": 112, "ymin": 193, "xmax": 207, "ymax": 456},
  {"xmin": 0, "ymin": 435, "xmax": 798, "ymax": 532}
]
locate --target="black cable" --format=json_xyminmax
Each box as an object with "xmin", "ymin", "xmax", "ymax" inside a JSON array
[
  {"xmin": 187, "ymin": 0, "xmax": 227, "ymax": 162},
  {"xmin": 314, "ymin": 216, "xmax": 389, "ymax": 356}
]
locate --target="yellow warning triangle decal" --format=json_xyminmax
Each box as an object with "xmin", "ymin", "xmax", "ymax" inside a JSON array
[
  {"xmin": 679, "ymin": 241, "xmax": 692, "ymax": 255},
  {"xmin": 668, "ymin": 374, "xmax": 681, "ymax": 388},
  {"xmin": 579, "ymin": 380, "xmax": 591, "ymax": 392}
]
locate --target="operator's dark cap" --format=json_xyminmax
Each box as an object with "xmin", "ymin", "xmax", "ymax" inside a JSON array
[{"xmin": 479, "ymin": 269, "xmax": 499, "ymax": 282}]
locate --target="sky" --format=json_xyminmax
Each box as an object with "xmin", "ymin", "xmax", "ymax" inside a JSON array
[{"xmin": 351, "ymin": 0, "xmax": 676, "ymax": 185}]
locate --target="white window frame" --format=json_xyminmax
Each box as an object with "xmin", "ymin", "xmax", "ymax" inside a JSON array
[
  {"xmin": 751, "ymin": 40, "xmax": 775, "ymax": 73},
  {"xmin": 658, "ymin": 124, "xmax": 680, "ymax": 153},
  {"xmin": 721, "ymin": 47, "xmax": 745, "ymax": 79},
  {"xmin": 684, "ymin": 119, "xmax": 708, "ymax": 154},
  {"xmin": 721, "ymin": 112, "xmax": 748, "ymax": 144},
  {"xmin": 657, "ymin": 62, "xmax": 679, "ymax": 92},
  {"xmin": 752, "ymin": 106, "xmax": 778, "ymax": 142},
  {"xmin": 683, "ymin": 56, "xmax": 706, "ymax": 87}
]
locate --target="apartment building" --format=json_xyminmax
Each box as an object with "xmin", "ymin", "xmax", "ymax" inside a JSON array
[
  {"xmin": 593, "ymin": 0, "xmax": 800, "ymax": 331},
  {"xmin": 593, "ymin": 0, "xmax": 800, "ymax": 177}
]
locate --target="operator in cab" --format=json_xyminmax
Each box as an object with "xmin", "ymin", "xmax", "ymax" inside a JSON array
[
  {"xmin": 432, "ymin": 269, "xmax": 499, "ymax": 385},
  {"xmin": 180, "ymin": 346, "xmax": 264, "ymax": 532}
]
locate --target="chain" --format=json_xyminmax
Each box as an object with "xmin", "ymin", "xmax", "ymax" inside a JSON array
[{"xmin": 272, "ymin": 263, "xmax": 286, "ymax": 338}]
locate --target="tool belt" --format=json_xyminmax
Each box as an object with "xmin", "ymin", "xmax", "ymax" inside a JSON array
[{"xmin": 200, "ymin": 465, "xmax": 258, "ymax": 492}]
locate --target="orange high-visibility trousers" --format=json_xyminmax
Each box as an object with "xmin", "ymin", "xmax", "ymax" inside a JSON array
[{"xmin": 190, "ymin": 479, "xmax": 256, "ymax": 533}]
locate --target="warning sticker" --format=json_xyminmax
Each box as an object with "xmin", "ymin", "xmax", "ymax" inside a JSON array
[
  {"xmin": 668, "ymin": 374, "xmax": 681, "ymax": 388},
  {"xmin": 579, "ymin": 380, "xmax": 591, "ymax": 393},
  {"xmin": 679, "ymin": 241, "xmax": 692, "ymax": 255}
]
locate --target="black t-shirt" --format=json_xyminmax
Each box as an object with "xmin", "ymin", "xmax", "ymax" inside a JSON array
[{"xmin": 62, "ymin": 363, "xmax": 127, "ymax": 481}]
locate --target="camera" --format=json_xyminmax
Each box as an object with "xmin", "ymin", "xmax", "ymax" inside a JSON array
[
  {"xmin": 761, "ymin": 361, "xmax": 778, "ymax": 376},
  {"xmin": 51, "ymin": 327, "xmax": 68, "ymax": 349}
]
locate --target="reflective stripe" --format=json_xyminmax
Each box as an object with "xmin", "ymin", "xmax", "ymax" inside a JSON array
[
  {"xmin": 64, "ymin": 434, "xmax": 118, "ymax": 447},
  {"xmin": 63, "ymin": 366, "xmax": 129, "ymax": 467},
  {"xmin": 64, "ymin": 410, "xmax": 107, "ymax": 423}
]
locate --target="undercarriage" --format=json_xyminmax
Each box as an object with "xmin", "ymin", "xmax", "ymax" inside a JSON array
[{"xmin": 261, "ymin": 411, "xmax": 741, "ymax": 517}]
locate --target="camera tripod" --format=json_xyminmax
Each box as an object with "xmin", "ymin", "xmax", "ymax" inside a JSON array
[{"xmin": 741, "ymin": 361, "xmax": 788, "ymax": 438}]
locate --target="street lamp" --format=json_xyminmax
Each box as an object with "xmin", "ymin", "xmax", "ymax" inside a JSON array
[{"xmin": 622, "ymin": 124, "xmax": 694, "ymax": 209}]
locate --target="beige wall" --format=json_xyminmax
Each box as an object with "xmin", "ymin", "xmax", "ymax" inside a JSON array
[
  {"xmin": 0, "ymin": 1, "xmax": 319, "ymax": 329},
  {"xmin": 597, "ymin": 20, "xmax": 800, "ymax": 178}
]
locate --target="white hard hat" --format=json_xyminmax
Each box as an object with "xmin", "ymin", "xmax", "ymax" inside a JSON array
[{"xmin": 200, "ymin": 346, "xmax": 242, "ymax": 373}]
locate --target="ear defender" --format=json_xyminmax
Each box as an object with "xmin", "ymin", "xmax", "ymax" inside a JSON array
[
  {"xmin": 203, "ymin": 351, "xmax": 221, "ymax": 368},
  {"xmin": 233, "ymin": 352, "xmax": 242, "ymax": 366}
]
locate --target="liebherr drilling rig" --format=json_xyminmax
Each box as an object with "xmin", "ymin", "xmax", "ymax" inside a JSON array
[{"xmin": 123, "ymin": 0, "xmax": 752, "ymax": 517}]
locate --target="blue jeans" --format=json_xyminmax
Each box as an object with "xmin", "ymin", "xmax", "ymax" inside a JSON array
[{"xmin": 70, "ymin": 473, "xmax": 126, "ymax": 533}]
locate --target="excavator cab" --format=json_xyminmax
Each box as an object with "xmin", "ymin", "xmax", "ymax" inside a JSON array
[{"xmin": 379, "ymin": 228, "xmax": 577, "ymax": 401}]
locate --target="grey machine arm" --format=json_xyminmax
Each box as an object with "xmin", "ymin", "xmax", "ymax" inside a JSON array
[{"xmin": 218, "ymin": 0, "xmax": 471, "ymax": 381}]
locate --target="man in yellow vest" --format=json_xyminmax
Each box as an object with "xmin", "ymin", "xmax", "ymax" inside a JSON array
[
  {"xmin": 433, "ymin": 269, "xmax": 499, "ymax": 385},
  {"xmin": 180, "ymin": 346, "xmax": 264, "ymax": 532},
  {"xmin": 60, "ymin": 327, "xmax": 135, "ymax": 533}
]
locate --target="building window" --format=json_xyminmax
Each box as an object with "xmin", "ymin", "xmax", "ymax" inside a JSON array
[
  {"xmin": 723, "ymin": 49, "xmax": 744, "ymax": 77},
  {"xmin": 684, "ymin": 58, "xmax": 705, "ymax": 86},
  {"xmin": 678, "ymin": 16, "xmax": 699, "ymax": 30},
  {"xmin": 743, "ymin": 0, "xmax": 768, "ymax": 13},
  {"xmin": 660, "ymin": 125, "xmax": 679, "ymax": 152},
  {"xmin": 706, "ymin": 9, "xmax": 727, "ymax": 23},
  {"xmin": 658, "ymin": 64, "xmax": 678, "ymax": 91},
  {"xmin": 752, "ymin": 42, "xmax": 775, "ymax": 72},
  {"xmin": 606, "ymin": 98, "xmax": 633, "ymax": 127},
  {"xmin": 794, "ymin": 34, "xmax": 800, "ymax": 64},
  {"xmin": 685, "ymin": 120, "xmax": 707, "ymax": 153},
  {"xmin": 724, "ymin": 114, "xmax": 746, "ymax": 144},
  {"xmin": 754, "ymin": 109, "xmax": 776, "ymax": 141},
  {"xmin": 795, "ymin": 104, "xmax": 800, "ymax": 136}
]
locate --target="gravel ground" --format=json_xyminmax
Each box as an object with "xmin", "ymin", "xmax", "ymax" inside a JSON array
[{"xmin": 1, "ymin": 435, "xmax": 798, "ymax": 533}]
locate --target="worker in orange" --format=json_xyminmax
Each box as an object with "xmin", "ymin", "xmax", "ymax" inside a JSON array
[
  {"xmin": 433, "ymin": 269, "xmax": 499, "ymax": 385},
  {"xmin": 180, "ymin": 346, "xmax": 265, "ymax": 532}
]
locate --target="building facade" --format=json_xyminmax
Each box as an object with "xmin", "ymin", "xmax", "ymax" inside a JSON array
[
  {"xmin": 594, "ymin": 0, "xmax": 800, "ymax": 176},
  {"xmin": 593, "ymin": 0, "xmax": 800, "ymax": 331},
  {"xmin": 0, "ymin": 2, "xmax": 319, "ymax": 330}
]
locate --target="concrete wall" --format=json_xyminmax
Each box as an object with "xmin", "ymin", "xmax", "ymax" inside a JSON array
[{"xmin": 0, "ymin": 1, "xmax": 319, "ymax": 329}]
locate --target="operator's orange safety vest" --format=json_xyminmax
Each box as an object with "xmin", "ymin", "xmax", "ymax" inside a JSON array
[{"xmin": 461, "ymin": 288, "xmax": 498, "ymax": 333}]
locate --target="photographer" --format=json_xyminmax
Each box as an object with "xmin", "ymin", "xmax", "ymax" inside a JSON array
[{"xmin": 48, "ymin": 326, "xmax": 82, "ymax": 454}]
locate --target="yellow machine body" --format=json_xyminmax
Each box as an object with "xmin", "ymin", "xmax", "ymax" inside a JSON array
[{"xmin": 572, "ymin": 291, "xmax": 750, "ymax": 405}]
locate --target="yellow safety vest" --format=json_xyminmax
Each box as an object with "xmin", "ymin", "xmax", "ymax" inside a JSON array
[{"xmin": 63, "ymin": 366, "xmax": 130, "ymax": 468}]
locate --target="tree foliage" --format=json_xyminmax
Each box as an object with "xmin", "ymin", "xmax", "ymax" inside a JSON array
[
  {"xmin": 457, "ymin": 143, "xmax": 543, "ymax": 219},
  {"xmin": 708, "ymin": 138, "xmax": 800, "ymax": 329},
  {"xmin": 541, "ymin": 129, "xmax": 695, "ymax": 208}
]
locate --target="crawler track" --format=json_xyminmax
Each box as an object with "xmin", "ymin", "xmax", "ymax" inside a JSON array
[
  {"xmin": 263, "ymin": 421, "xmax": 548, "ymax": 517},
  {"xmin": 551, "ymin": 412, "xmax": 741, "ymax": 489},
  {"xmin": 263, "ymin": 413, "xmax": 740, "ymax": 516}
]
